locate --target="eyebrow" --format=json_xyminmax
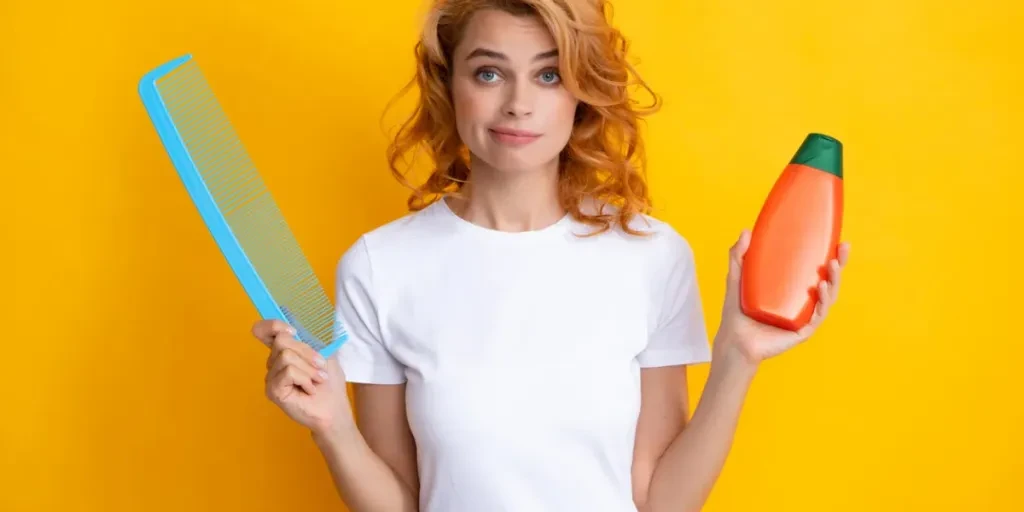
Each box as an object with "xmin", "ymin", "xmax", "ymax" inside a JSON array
[{"xmin": 465, "ymin": 48, "xmax": 559, "ymax": 62}]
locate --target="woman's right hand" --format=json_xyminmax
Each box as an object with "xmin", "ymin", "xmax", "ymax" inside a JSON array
[{"xmin": 251, "ymin": 319, "xmax": 355, "ymax": 436}]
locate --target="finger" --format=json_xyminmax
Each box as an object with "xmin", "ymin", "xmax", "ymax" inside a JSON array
[
  {"xmin": 819, "ymin": 279, "xmax": 832, "ymax": 306},
  {"xmin": 253, "ymin": 319, "xmax": 296, "ymax": 347},
  {"xmin": 267, "ymin": 334, "xmax": 288, "ymax": 369},
  {"xmin": 293, "ymin": 341, "xmax": 329, "ymax": 373},
  {"xmin": 730, "ymin": 229, "xmax": 751, "ymax": 262},
  {"xmin": 253, "ymin": 319, "xmax": 292, "ymax": 344},
  {"xmin": 812, "ymin": 294, "xmax": 828, "ymax": 324},
  {"xmin": 727, "ymin": 229, "xmax": 752, "ymax": 282},
  {"xmin": 269, "ymin": 348, "xmax": 328, "ymax": 385},
  {"xmin": 796, "ymin": 278, "xmax": 834, "ymax": 338},
  {"xmin": 267, "ymin": 333, "xmax": 298, "ymax": 367},
  {"xmin": 797, "ymin": 299, "xmax": 827, "ymax": 338},
  {"xmin": 796, "ymin": 319, "xmax": 817, "ymax": 339},
  {"xmin": 827, "ymin": 259, "xmax": 842, "ymax": 299},
  {"xmin": 837, "ymin": 241, "xmax": 851, "ymax": 267},
  {"xmin": 270, "ymin": 364, "xmax": 317, "ymax": 398},
  {"xmin": 815, "ymin": 279, "xmax": 833, "ymax": 316},
  {"xmin": 268, "ymin": 332, "xmax": 301, "ymax": 369},
  {"xmin": 267, "ymin": 333, "xmax": 326, "ymax": 372}
]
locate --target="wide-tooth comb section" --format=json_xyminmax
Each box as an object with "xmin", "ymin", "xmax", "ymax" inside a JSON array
[{"xmin": 154, "ymin": 60, "xmax": 343, "ymax": 351}]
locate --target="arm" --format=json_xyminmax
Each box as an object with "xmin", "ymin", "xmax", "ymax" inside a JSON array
[
  {"xmin": 630, "ymin": 365, "xmax": 691, "ymax": 508},
  {"xmin": 311, "ymin": 382, "xmax": 420, "ymax": 512},
  {"xmin": 634, "ymin": 230, "xmax": 849, "ymax": 512},
  {"xmin": 632, "ymin": 340, "xmax": 757, "ymax": 512},
  {"xmin": 312, "ymin": 235, "xmax": 421, "ymax": 510}
]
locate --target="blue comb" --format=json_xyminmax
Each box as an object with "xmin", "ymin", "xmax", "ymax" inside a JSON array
[{"xmin": 138, "ymin": 54, "xmax": 347, "ymax": 358}]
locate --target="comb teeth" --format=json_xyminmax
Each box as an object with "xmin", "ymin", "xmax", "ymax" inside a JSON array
[{"xmin": 154, "ymin": 59, "xmax": 344, "ymax": 352}]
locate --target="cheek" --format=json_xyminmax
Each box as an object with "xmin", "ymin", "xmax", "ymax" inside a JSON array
[
  {"xmin": 450, "ymin": 81, "xmax": 472, "ymax": 134},
  {"xmin": 541, "ymin": 92, "xmax": 579, "ymax": 140},
  {"xmin": 452, "ymin": 81, "xmax": 493, "ymax": 128}
]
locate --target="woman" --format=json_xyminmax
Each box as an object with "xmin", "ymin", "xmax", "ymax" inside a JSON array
[{"xmin": 250, "ymin": 1, "xmax": 851, "ymax": 511}]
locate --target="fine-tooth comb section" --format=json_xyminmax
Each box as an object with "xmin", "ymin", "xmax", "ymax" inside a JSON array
[{"xmin": 151, "ymin": 58, "xmax": 343, "ymax": 352}]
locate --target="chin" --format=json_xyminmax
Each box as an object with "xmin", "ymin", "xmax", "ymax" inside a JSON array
[
  {"xmin": 469, "ymin": 137, "xmax": 564, "ymax": 174},
  {"xmin": 478, "ymin": 151, "xmax": 556, "ymax": 174}
]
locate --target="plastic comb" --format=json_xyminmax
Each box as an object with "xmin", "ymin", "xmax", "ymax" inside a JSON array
[{"xmin": 137, "ymin": 54, "xmax": 347, "ymax": 358}]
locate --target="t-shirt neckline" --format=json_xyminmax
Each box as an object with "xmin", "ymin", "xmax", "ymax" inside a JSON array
[{"xmin": 435, "ymin": 196, "xmax": 573, "ymax": 240}]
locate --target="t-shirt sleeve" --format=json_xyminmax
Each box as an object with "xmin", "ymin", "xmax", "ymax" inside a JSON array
[
  {"xmin": 637, "ymin": 230, "xmax": 713, "ymax": 368},
  {"xmin": 333, "ymin": 235, "xmax": 407, "ymax": 384}
]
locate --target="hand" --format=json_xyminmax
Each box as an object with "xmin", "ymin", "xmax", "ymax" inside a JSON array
[
  {"xmin": 715, "ymin": 229, "xmax": 851, "ymax": 367},
  {"xmin": 251, "ymin": 319, "xmax": 355, "ymax": 436}
]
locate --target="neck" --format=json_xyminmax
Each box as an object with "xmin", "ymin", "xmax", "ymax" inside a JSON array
[{"xmin": 448, "ymin": 156, "xmax": 565, "ymax": 232}]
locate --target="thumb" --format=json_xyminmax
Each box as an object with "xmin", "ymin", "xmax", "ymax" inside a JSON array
[{"xmin": 727, "ymin": 229, "xmax": 752, "ymax": 287}]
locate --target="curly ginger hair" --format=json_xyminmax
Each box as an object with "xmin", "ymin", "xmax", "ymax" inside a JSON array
[{"xmin": 385, "ymin": 0, "xmax": 662, "ymax": 235}]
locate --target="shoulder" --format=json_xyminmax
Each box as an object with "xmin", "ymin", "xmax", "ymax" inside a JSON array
[
  {"xmin": 363, "ymin": 200, "xmax": 453, "ymax": 255},
  {"xmin": 577, "ymin": 197, "xmax": 697, "ymax": 267},
  {"xmin": 335, "ymin": 200, "xmax": 451, "ymax": 281}
]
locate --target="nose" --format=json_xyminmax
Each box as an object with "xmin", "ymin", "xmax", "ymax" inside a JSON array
[{"xmin": 502, "ymin": 79, "xmax": 534, "ymax": 118}]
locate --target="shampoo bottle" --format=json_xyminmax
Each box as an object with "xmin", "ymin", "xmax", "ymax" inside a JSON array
[{"xmin": 740, "ymin": 133, "xmax": 844, "ymax": 332}]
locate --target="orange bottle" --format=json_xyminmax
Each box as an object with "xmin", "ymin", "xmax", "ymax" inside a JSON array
[{"xmin": 740, "ymin": 133, "xmax": 844, "ymax": 332}]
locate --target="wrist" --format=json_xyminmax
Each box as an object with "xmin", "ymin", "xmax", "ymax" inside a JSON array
[
  {"xmin": 310, "ymin": 417, "xmax": 360, "ymax": 450},
  {"xmin": 711, "ymin": 331, "xmax": 760, "ymax": 382}
]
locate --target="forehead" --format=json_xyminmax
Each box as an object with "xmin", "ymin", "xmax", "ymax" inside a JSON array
[{"xmin": 454, "ymin": 9, "xmax": 557, "ymax": 59}]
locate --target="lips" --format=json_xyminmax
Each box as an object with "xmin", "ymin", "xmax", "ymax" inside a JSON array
[
  {"xmin": 489, "ymin": 127, "xmax": 541, "ymax": 145},
  {"xmin": 491, "ymin": 127, "xmax": 540, "ymax": 137}
]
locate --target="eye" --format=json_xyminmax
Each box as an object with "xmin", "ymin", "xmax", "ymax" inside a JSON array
[
  {"xmin": 475, "ymin": 69, "xmax": 501, "ymax": 83},
  {"xmin": 538, "ymin": 69, "xmax": 561, "ymax": 85}
]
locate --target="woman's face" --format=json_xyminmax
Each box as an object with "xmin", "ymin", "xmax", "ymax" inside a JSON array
[{"xmin": 449, "ymin": 9, "xmax": 579, "ymax": 175}]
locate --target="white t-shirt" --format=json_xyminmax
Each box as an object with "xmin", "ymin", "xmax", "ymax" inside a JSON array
[{"xmin": 333, "ymin": 198, "xmax": 712, "ymax": 512}]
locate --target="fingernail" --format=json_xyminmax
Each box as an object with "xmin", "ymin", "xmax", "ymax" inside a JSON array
[
  {"xmin": 318, "ymin": 370, "xmax": 329, "ymax": 380},
  {"xmin": 315, "ymin": 356, "xmax": 327, "ymax": 369},
  {"xmin": 288, "ymin": 327, "xmax": 297, "ymax": 336}
]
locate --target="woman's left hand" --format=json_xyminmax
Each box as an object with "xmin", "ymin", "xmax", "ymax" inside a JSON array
[{"xmin": 715, "ymin": 229, "xmax": 851, "ymax": 368}]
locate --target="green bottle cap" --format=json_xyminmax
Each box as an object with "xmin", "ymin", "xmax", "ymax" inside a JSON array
[{"xmin": 790, "ymin": 133, "xmax": 843, "ymax": 178}]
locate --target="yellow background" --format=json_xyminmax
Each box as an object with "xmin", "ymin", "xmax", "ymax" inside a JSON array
[{"xmin": 3, "ymin": 0, "xmax": 1021, "ymax": 510}]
